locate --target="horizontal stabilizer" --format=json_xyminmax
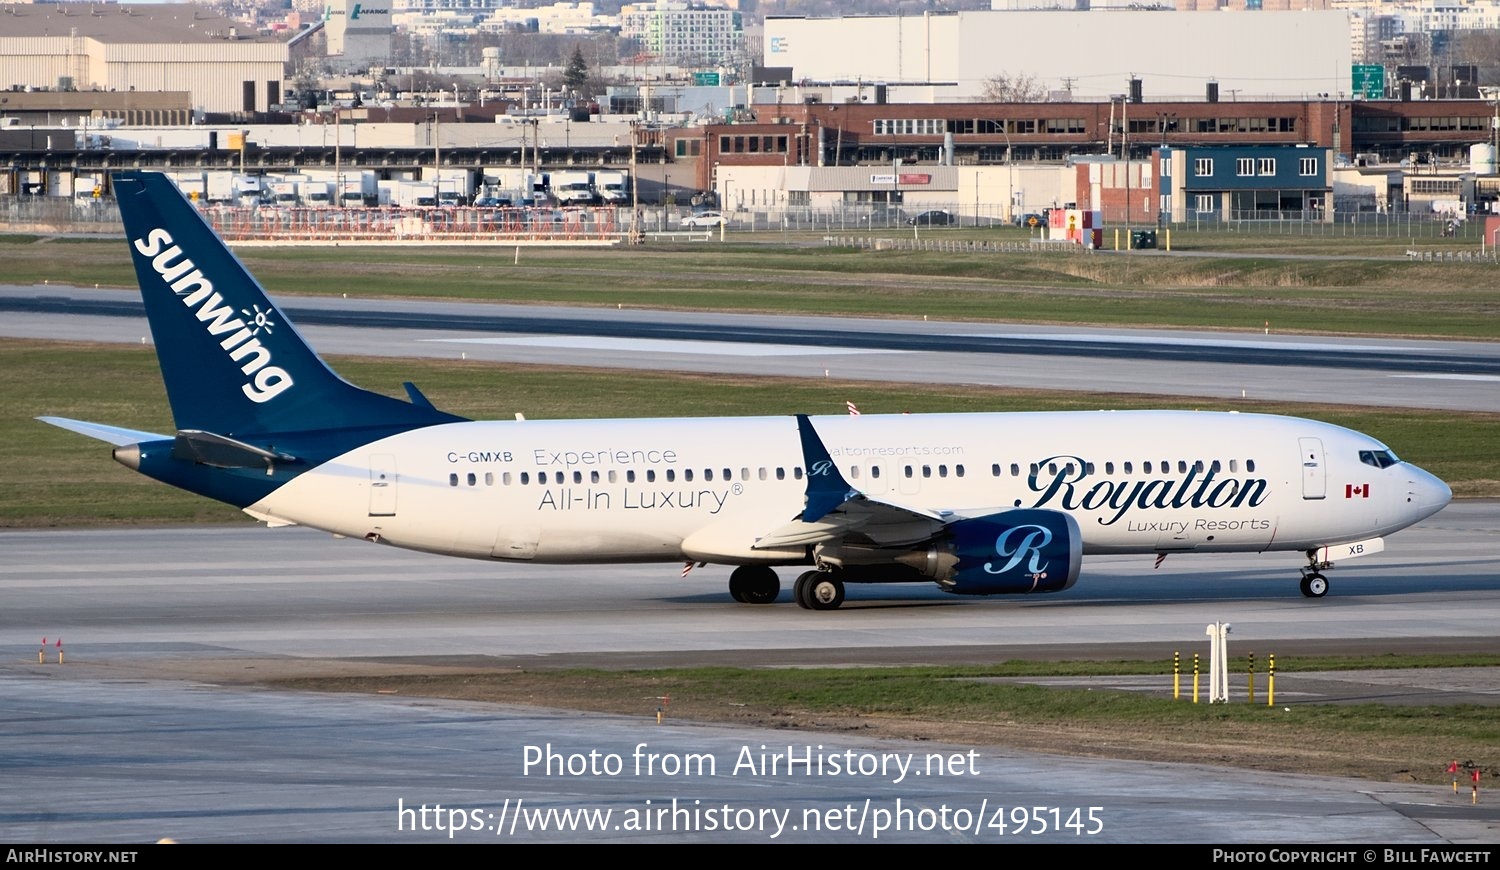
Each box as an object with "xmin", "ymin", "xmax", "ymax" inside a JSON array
[
  {"xmin": 171, "ymin": 429, "xmax": 300, "ymax": 470},
  {"xmin": 37, "ymin": 416, "xmax": 168, "ymax": 446}
]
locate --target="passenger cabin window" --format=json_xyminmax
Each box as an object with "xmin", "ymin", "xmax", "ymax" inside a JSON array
[
  {"xmin": 871, "ymin": 466, "xmax": 882, "ymax": 479},
  {"xmin": 1246, "ymin": 459, "xmax": 1257, "ymax": 473}
]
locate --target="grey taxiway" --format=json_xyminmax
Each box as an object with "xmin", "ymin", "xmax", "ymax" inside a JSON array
[{"xmin": 3, "ymin": 283, "xmax": 1499, "ymax": 843}]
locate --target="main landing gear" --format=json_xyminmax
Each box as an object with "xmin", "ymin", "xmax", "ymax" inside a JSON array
[
  {"xmin": 1299, "ymin": 550, "xmax": 1330, "ymax": 598},
  {"xmin": 725, "ymin": 566, "xmax": 847, "ymax": 610},
  {"xmin": 727, "ymin": 565, "xmax": 780, "ymax": 604},
  {"xmin": 793, "ymin": 570, "xmax": 845, "ymax": 611}
]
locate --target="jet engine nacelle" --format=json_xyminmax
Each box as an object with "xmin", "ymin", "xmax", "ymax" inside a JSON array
[{"xmin": 931, "ymin": 509, "xmax": 1082, "ymax": 595}]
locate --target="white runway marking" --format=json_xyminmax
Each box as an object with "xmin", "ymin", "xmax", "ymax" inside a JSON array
[
  {"xmin": 424, "ymin": 336, "xmax": 904, "ymax": 357},
  {"xmin": 1389, "ymin": 373, "xmax": 1500, "ymax": 382},
  {"xmin": 988, "ymin": 333, "xmax": 1421, "ymax": 353}
]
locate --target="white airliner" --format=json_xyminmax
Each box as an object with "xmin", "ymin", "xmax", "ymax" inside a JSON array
[{"xmin": 40, "ymin": 171, "xmax": 1452, "ymax": 609}]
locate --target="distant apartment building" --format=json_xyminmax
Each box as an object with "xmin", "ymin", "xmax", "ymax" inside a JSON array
[
  {"xmin": 621, "ymin": 2, "xmax": 744, "ymax": 65},
  {"xmin": 480, "ymin": 2, "xmax": 616, "ymax": 34}
]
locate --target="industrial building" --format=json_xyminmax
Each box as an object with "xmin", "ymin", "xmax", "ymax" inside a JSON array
[
  {"xmin": 763, "ymin": 9, "xmax": 1352, "ymax": 101},
  {"xmin": 0, "ymin": 2, "xmax": 288, "ymax": 115}
]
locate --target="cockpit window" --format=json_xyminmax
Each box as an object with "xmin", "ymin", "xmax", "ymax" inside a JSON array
[{"xmin": 1359, "ymin": 449, "xmax": 1400, "ymax": 469}]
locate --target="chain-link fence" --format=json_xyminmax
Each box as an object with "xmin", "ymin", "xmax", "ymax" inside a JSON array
[{"xmin": 1172, "ymin": 208, "xmax": 1485, "ymax": 240}]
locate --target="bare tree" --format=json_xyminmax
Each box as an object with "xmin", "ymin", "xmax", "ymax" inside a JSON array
[
  {"xmin": 1450, "ymin": 30, "xmax": 1500, "ymax": 89},
  {"xmin": 979, "ymin": 72, "xmax": 1049, "ymax": 103}
]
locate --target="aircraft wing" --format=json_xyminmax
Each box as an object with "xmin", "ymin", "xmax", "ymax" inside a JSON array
[{"xmin": 753, "ymin": 415, "xmax": 951, "ymax": 550}]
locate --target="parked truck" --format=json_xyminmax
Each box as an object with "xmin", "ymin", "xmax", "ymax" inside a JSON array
[
  {"xmin": 166, "ymin": 171, "xmax": 208, "ymax": 203},
  {"xmin": 267, "ymin": 180, "xmax": 301, "ymax": 207},
  {"xmin": 548, "ymin": 169, "xmax": 594, "ymax": 205},
  {"xmin": 593, "ymin": 170, "xmax": 630, "ymax": 205},
  {"xmin": 395, "ymin": 181, "xmax": 438, "ymax": 209},
  {"xmin": 339, "ymin": 171, "xmax": 378, "ymax": 208},
  {"xmin": 433, "ymin": 169, "xmax": 475, "ymax": 207},
  {"xmin": 303, "ymin": 181, "xmax": 336, "ymax": 208},
  {"xmin": 231, "ymin": 175, "xmax": 265, "ymax": 207}
]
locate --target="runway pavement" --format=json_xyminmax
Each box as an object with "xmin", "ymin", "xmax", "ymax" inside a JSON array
[{"xmin": 5, "ymin": 284, "xmax": 1500, "ymax": 411}]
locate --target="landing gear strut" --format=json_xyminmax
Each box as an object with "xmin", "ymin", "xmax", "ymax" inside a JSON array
[
  {"xmin": 1299, "ymin": 550, "xmax": 1330, "ymax": 598},
  {"xmin": 794, "ymin": 570, "xmax": 845, "ymax": 611},
  {"xmin": 728, "ymin": 565, "xmax": 780, "ymax": 604}
]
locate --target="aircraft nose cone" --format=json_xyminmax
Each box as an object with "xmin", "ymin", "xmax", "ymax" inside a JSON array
[{"xmin": 1411, "ymin": 467, "xmax": 1451, "ymax": 518}]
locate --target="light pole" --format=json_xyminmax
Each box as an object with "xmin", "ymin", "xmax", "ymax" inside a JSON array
[
  {"xmin": 1002, "ymin": 125, "xmax": 1014, "ymax": 224},
  {"xmin": 662, "ymin": 171, "xmax": 670, "ymax": 229}
]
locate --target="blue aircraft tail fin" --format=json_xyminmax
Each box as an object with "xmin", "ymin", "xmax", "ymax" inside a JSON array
[{"xmin": 111, "ymin": 170, "xmax": 464, "ymax": 437}]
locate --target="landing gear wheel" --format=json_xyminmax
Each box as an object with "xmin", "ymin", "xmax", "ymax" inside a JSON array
[
  {"xmin": 796, "ymin": 572, "xmax": 845, "ymax": 611},
  {"xmin": 1300, "ymin": 572, "xmax": 1328, "ymax": 598},
  {"xmin": 793, "ymin": 570, "xmax": 820, "ymax": 610},
  {"xmin": 729, "ymin": 565, "xmax": 780, "ymax": 605},
  {"xmin": 808, "ymin": 575, "xmax": 845, "ymax": 610}
]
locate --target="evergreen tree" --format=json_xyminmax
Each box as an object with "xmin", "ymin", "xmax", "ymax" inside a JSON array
[{"xmin": 563, "ymin": 46, "xmax": 589, "ymax": 94}]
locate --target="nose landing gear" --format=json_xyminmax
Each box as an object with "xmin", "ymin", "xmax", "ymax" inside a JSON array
[{"xmin": 1299, "ymin": 549, "xmax": 1331, "ymax": 598}]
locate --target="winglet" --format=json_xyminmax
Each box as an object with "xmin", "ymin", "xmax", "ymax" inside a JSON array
[
  {"xmin": 796, "ymin": 414, "xmax": 858, "ymax": 523},
  {"xmin": 402, "ymin": 382, "xmax": 439, "ymax": 411}
]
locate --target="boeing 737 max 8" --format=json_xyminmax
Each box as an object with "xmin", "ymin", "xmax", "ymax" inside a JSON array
[{"xmin": 40, "ymin": 172, "xmax": 1452, "ymax": 609}]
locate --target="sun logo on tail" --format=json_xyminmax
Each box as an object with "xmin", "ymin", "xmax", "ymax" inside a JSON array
[{"xmin": 241, "ymin": 304, "xmax": 277, "ymax": 336}]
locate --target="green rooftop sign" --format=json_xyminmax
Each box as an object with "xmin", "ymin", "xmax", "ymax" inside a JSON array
[
  {"xmin": 692, "ymin": 72, "xmax": 721, "ymax": 86},
  {"xmin": 1352, "ymin": 65, "xmax": 1385, "ymax": 99}
]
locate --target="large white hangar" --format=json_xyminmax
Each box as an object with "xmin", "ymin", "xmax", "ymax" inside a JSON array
[
  {"xmin": 0, "ymin": 2, "xmax": 288, "ymax": 115},
  {"xmin": 764, "ymin": 10, "xmax": 1352, "ymax": 101}
]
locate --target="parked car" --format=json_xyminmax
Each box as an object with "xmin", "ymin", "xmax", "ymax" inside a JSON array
[
  {"xmin": 907, "ymin": 210, "xmax": 955, "ymax": 226},
  {"xmin": 680, "ymin": 210, "xmax": 727, "ymax": 228},
  {"xmin": 1015, "ymin": 212, "xmax": 1045, "ymax": 229}
]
